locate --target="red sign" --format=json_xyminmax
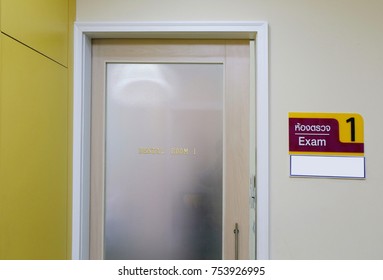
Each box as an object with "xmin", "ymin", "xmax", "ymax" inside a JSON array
[{"xmin": 289, "ymin": 113, "xmax": 364, "ymax": 155}]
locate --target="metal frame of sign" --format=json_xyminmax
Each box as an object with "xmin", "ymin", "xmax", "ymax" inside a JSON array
[{"xmin": 289, "ymin": 112, "xmax": 365, "ymax": 179}]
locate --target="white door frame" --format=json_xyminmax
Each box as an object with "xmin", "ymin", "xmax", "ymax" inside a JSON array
[{"xmin": 72, "ymin": 21, "xmax": 269, "ymax": 260}]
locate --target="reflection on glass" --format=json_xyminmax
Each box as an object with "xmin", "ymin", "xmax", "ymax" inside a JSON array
[{"xmin": 104, "ymin": 63, "xmax": 223, "ymax": 259}]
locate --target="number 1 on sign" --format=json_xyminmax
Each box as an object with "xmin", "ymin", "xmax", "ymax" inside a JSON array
[{"xmin": 346, "ymin": 117, "xmax": 355, "ymax": 142}]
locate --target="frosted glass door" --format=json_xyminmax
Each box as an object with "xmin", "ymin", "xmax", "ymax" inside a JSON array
[{"xmin": 104, "ymin": 63, "xmax": 223, "ymax": 259}]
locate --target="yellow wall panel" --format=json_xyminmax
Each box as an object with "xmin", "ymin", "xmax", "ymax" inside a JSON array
[
  {"xmin": 1, "ymin": 0, "xmax": 68, "ymax": 66},
  {"xmin": 0, "ymin": 34, "xmax": 68, "ymax": 259}
]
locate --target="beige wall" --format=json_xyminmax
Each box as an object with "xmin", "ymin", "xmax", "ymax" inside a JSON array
[{"xmin": 76, "ymin": 0, "xmax": 383, "ymax": 259}]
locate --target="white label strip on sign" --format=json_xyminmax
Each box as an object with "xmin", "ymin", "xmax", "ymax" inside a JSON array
[{"xmin": 290, "ymin": 155, "xmax": 365, "ymax": 178}]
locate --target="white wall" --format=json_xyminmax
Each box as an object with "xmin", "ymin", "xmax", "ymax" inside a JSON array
[{"xmin": 76, "ymin": 0, "xmax": 383, "ymax": 259}]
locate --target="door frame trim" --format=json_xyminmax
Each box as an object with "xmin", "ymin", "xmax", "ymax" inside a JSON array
[{"xmin": 72, "ymin": 21, "xmax": 269, "ymax": 260}]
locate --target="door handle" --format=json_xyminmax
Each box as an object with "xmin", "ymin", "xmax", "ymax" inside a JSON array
[{"xmin": 234, "ymin": 222, "xmax": 239, "ymax": 260}]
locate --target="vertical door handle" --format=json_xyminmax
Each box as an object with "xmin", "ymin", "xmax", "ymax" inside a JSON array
[{"xmin": 234, "ymin": 222, "xmax": 239, "ymax": 260}]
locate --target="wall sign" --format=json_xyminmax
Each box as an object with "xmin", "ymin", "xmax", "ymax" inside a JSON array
[{"xmin": 289, "ymin": 112, "xmax": 365, "ymax": 178}]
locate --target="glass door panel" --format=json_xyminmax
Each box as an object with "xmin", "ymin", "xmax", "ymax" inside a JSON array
[{"xmin": 104, "ymin": 63, "xmax": 223, "ymax": 259}]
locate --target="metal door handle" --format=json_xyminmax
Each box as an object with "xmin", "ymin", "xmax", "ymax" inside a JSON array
[{"xmin": 234, "ymin": 223, "xmax": 239, "ymax": 260}]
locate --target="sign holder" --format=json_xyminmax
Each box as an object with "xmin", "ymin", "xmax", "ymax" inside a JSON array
[{"xmin": 289, "ymin": 112, "xmax": 365, "ymax": 179}]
